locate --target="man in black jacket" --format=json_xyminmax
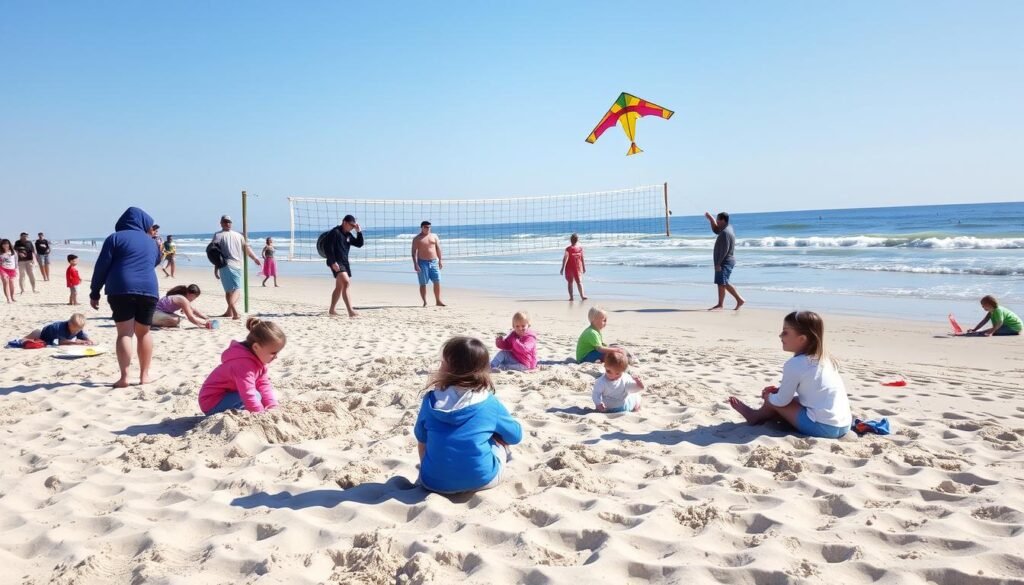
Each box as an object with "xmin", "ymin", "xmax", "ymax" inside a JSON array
[{"xmin": 325, "ymin": 214, "xmax": 364, "ymax": 317}]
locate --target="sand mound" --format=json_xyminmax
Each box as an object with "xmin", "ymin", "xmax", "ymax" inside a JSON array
[
  {"xmin": 197, "ymin": 399, "xmax": 358, "ymax": 444},
  {"xmin": 744, "ymin": 445, "xmax": 804, "ymax": 479}
]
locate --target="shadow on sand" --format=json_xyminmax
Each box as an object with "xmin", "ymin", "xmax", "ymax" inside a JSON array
[
  {"xmin": 592, "ymin": 421, "xmax": 791, "ymax": 447},
  {"xmin": 113, "ymin": 416, "xmax": 205, "ymax": 438},
  {"xmin": 611, "ymin": 308, "xmax": 705, "ymax": 314},
  {"xmin": 231, "ymin": 476, "xmax": 428, "ymax": 510},
  {"xmin": 1, "ymin": 381, "xmax": 107, "ymax": 396}
]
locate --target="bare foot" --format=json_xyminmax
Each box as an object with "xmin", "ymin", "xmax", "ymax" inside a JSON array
[
  {"xmin": 581, "ymin": 296, "xmax": 588, "ymax": 300},
  {"xmin": 708, "ymin": 304, "xmax": 724, "ymax": 311},
  {"xmin": 329, "ymin": 309, "xmax": 339, "ymax": 316},
  {"xmin": 734, "ymin": 300, "xmax": 745, "ymax": 310},
  {"xmin": 219, "ymin": 311, "xmax": 231, "ymax": 318},
  {"xmin": 112, "ymin": 378, "xmax": 129, "ymax": 389},
  {"xmin": 139, "ymin": 373, "xmax": 153, "ymax": 385},
  {"xmin": 436, "ymin": 301, "xmax": 446, "ymax": 307},
  {"xmin": 728, "ymin": 396, "xmax": 762, "ymax": 425},
  {"xmin": 348, "ymin": 311, "xmax": 359, "ymax": 318},
  {"xmin": 232, "ymin": 315, "xmax": 241, "ymax": 320},
  {"xmin": 422, "ymin": 301, "xmax": 428, "ymax": 307},
  {"xmin": 568, "ymin": 297, "xmax": 574, "ymax": 301}
]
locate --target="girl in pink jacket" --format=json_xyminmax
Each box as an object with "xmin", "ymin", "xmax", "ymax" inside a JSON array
[
  {"xmin": 199, "ymin": 318, "xmax": 286, "ymax": 415},
  {"xmin": 491, "ymin": 311, "xmax": 537, "ymax": 371}
]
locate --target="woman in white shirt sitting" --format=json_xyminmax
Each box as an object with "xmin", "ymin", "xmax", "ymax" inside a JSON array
[{"xmin": 729, "ymin": 310, "xmax": 852, "ymax": 438}]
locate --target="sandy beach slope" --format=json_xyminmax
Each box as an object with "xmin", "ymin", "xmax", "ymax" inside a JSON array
[{"xmin": 1, "ymin": 263, "xmax": 1022, "ymax": 584}]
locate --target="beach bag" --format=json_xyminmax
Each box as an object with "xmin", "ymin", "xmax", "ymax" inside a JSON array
[
  {"xmin": 206, "ymin": 241, "xmax": 226, "ymax": 269},
  {"xmin": 316, "ymin": 230, "xmax": 331, "ymax": 259}
]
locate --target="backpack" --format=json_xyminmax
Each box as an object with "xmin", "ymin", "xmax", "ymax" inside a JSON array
[
  {"xmin": 206, "ymin": 241, "xmax": 226, "ymax": 269},
  {"xmin": 316, "ymin": 230, "xmax": 332, "ymax": 259}
]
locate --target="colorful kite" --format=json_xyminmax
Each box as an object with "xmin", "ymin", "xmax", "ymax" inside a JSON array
[{"xmin": 586, "ymin": 92, "xmax": 674, "ymax": 156}]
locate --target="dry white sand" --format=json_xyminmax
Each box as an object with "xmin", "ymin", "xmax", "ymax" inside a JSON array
[{"xmin": 1, "ymin": 262, "xmax": 1022, "ymax": 585}]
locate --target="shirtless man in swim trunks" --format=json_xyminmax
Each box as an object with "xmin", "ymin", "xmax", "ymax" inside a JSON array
[{"xmin": 411, "ymin": 221, "xmax": 445, "ymax": 307}]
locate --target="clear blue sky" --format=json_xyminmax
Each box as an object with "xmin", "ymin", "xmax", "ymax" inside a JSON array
[{"xmin": 2, "ymin": 1, "xmax": 1022, "ymax": 237}]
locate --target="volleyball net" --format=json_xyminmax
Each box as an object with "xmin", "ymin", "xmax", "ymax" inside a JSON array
[{"xmin": 288, "ymin": 183, "xmax": 669, "ymax": 262}]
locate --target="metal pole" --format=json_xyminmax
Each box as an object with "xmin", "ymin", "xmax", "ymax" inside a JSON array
[
  {"xmin": 663, "ymin": 182, "xmax": 671, "ymax": 237},
  {"xmin": 288, "ymin": 197, "xmax": 295, "ymax": 261},
  {"xmin": 242, "ymin": 190, "xmax": 249, "ymax": 313}
]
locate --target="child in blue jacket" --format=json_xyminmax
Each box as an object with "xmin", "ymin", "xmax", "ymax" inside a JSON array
[{"xmin": 414, "ymin": 336, "xmax": 522, "ymax": 494}]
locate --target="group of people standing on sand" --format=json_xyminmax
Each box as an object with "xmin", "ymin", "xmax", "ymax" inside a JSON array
[
  {"xmin": 320, "ymin": 215, "xmax": 446, "ymax": 317},
  {"xmin": 0, "ymin": 232, "xmax": 53, "ymax": 298}
]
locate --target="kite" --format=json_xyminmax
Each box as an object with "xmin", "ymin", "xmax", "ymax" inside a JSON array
[{"xmin": 585, "ymin": 92, "xmax": 674, "ymax": 156}]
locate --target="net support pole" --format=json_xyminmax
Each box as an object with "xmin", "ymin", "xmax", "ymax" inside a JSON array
[
  {"xmin": 663, "ymin": 182, "xmax": 671, "ymax": 237},
  {"xmin": 242, "ymin": 190, "xmax": 249, "ymax": 313},
  {"xmin": 288, "ymin": 197, "xmax": 295, "ymax": 261}
]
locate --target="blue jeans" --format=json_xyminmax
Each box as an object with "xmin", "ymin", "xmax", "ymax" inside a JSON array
[
  {"xmin": 795, "ymin": 409, "xmax": 848, "ymax": 438},
  {"xmin": 579, "ymin": 349, "xmax": 603, "ymax": 363},
  {"xmin": 205, "ymin": 392, "xmax": 244, "ymax": 415},
  {"xmin": 491, "ymin": 350, "xmax": 528, "ymax": 371},
  {"xmin": 994, "ymin": 324, "xmax": 1021, "ymax": 336}
]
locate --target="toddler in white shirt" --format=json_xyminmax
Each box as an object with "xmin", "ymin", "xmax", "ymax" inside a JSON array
[{"xmin": 592, "ymin": 351, "xmax": 644, "ymax": 413}]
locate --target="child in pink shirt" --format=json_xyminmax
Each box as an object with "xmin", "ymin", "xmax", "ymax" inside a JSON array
[
  {"xmin": 199, "ymin": 318, "xmax": 286, "ymax": 415},
  {"xmin": 491, "ymin": 311, "xmax": 537, "ymax": 371}
]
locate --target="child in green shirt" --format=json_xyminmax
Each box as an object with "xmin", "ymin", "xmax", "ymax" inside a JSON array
[
  {"xmin": 576, "ymin": 306, "xmax": 626, "ymax": 363},
  {"xmin": 968, "ymin": 295, "xmax": 1022, "ymax": 336}
]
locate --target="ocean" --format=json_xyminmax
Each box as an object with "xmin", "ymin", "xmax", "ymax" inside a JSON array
[{"xmin": 64, "ymin": 201, "xmax": 1024, "ymax": 323}]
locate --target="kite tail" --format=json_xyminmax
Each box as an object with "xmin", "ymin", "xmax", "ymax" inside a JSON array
[{"xmin": 627, "ymin": 142, "xmax": 643, "ymax": 156}]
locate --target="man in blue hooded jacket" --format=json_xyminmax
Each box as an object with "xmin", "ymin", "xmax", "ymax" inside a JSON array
[{"xmin": 90, "ymin": 207, "xmax": 162, "ymax": 388}]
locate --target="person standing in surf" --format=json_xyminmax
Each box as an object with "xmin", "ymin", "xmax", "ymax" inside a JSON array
[
  {"xmin": 705, "ymin": 211, "xmax": 745, "ymax": 311},
  {"xmin": 325, "ymin": 214, "xmax": 364, "ymax": 317}
]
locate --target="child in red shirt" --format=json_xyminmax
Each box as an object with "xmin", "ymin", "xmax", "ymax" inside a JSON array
[{"xmin": 66, "ymin": 254, "xmax": 81, "ymax": 305}]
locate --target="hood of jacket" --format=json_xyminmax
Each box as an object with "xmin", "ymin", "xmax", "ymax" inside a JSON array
[
  {"xmin": 115, "ymin": 207, "xmax": 155, "ymax": 234},
  {"xmin": 221, "ymin": 340, "xmax": 263, "ymax": 368},
  {"xmin": 424, "ymin": 390, "xmax": 492, "ymax": 426}
]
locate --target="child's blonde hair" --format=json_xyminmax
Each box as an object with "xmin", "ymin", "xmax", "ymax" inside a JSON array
[
  {"xmin": 587, "ymin": 306, "xmax": 607, "ymax": 324},
  {"xmin": 69, "ymin": 313, "xmax": 86, "ymax": 328},
  {"xmin": 513, "ymin": 311, "xmax": 530, "ymax": 325},
  {"xmin": 245, "ymin": 317, "xmax": 286, "ymax": 347},
  {"xmin": 604, "ymin": 351, "xmax": 629, "ymax": 371},
  {"xmin": 426, "ymin": 336, "xmax": 493, "ymax": 393}
]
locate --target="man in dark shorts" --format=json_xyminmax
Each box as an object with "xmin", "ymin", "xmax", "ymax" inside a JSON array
[
  {"xmin": 35, "ymin": 232, "xmax": 52, "ymax": 281},
  {"xmin": 705, "ymin": 211, "xmax": 745, "ymax": 311},
  {"xmin": 13, "ymin": 233, "xmax": 37, "ymax": 294},
  {"xmin": 324, "ymin": 214, "xmax": 364, "ymax": 317},
  {"xmin": 90, "ymin": 207, "xmax": 162, "ymax": 388}
]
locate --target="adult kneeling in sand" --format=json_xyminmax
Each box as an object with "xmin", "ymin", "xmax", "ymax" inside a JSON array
[
  {"xmin": 90, "ymin": 207, "xmax": 163, "ymax": 388},
  {"xmin": 324, "ymin": 214, "xmax": 364, "ymax": 317},
  {"xmin": 211, "ymin": 215, "xmax": 262, "ymax": 320},
  {"xmin": 152, "ymin": 284, "xmax": 211, "ymax": 328}
]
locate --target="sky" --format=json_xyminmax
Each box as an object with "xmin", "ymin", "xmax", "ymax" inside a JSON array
[{"xmin": 1, "ymin": 1, "xmax": 1022, "ymax": 237}]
